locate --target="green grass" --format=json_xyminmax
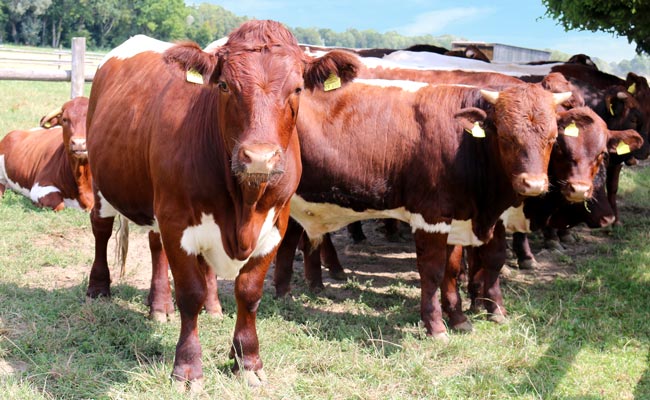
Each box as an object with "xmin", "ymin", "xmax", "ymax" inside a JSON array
[{"xmin": 0, "ymin": 80, "xmax": 649, "ymax": 399}]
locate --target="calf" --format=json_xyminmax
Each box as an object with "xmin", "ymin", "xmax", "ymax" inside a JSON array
[
  {"xmin": 0, "ymin": 97, "xmax": 92, "ymax": 211},
  {"xmin": 273, "ymin": 79, "xmax": 570, "ymax": 339},
  {"xmin": 85, "ymin": 21, "xmax": 359, "ymax": 388}
]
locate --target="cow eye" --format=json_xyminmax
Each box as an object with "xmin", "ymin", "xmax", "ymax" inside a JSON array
[
  {"xmin": 294, "ymin": 87, "xmax": 303, "ymax": 95},
  {"xmin": 218, "ymin": 81, "xmax": 229, "ymax": 93}
]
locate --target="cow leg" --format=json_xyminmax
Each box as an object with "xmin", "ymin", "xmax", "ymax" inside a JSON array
[
  {"xmin": 441, "ymin": 245, "xmax": 472, "ymax": 332},
  {"xmin": 87, "ymin": 207, "xmax": 114, "ymax": 298},
  {"xmin": 36, "ymin": 191, "xmax": 65, "ymax": 211},
  {"xmin": 201, "ymin": 257, "xmax": 223, "ymax": 318},
  {"xmin": 299, "ymin": 232, "xmax": 325, "ymax": 293},
  {"xmin": 161, "ymin": 233, "xmax": 207, "ymax": 391},
  {"xmin": 542, "ymin": 227, "xmax": 564, "ymax": 251},
  {"xmin": 273, "ymin": 218, "xmax": 303, "ymax": 297},
  {"xmin": 347, "ymin": 221, "xmax": 367, "ymax": 244},
  {"xmin": 319, "ymin": 233, "xmax": 346, "ymax": 280},
  {"xmin": 467, "ymin": 222, "xmax": 507, "ymax": 323},
  {"xmin": 557, "ymin": 227, "xmax": 576, "ymax": 244},
  {"xmin": 0, "ymin": 183, "xmax": 5, "ymax": 197},
  {"xmin": 230, "ymin": 253, "xmax": 273, "ymax": 387},
  {"xmin": 146, "ymin": 231, "xmax": 175, "ymax": 322},
  {"xmin": 413, "ymin": 230, "xmax": 449, "ymax": 340},
  {"xmin": 606, "ymin": 162, "xmax": 624, "ymax": 225},
  {"xmin": 512, "ymin": 232, "xmax": 538, "ymax": 269},
  {"xmin": 382, "ymin": 219, "xmax": 402, "ymax": 242}
]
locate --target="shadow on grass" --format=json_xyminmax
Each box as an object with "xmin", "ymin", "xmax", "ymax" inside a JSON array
[{"xmin": 0, "ymin": 282, "xmax": 170, "ymax": 399}]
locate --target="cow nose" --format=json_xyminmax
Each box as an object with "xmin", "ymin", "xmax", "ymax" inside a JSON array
[
  {"xmin": 71, "ymin": 138, "xmax": 87, "ymax": 151},
  {"xmin": 566, "ymin": 182, "xmax": 592, "ymax": 203},
  {"xmin": 240, "ymin": 144, "xmax": 282, "ymax": 174},
  {"xmin": 600, "ymin": 215, "xmax": 616, "ymax": 227},
  {"xmin": 515, "ymin": 173, "xmax": 548, "ymax": 196}
]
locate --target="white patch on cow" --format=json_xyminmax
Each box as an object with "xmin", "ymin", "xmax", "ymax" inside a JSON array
[
  {"xmin": 180, "ymin": 210, "xmax": 280, "ymax": 279},
  {"xmin": 63, "ymin": 198, "xmax": 83, "ymax": 210},
  {"xmin": 354, "ymin": 78, "xmax": 429, "ymax": 93},
  {"xmin": 0, "ymin": 155, "xmax": 30, "ymax": 197},
  {"xmin": 29, "ymin": 183, "xmax": 60, "ymax": 204},
  {"xmin": 447, "ymin": 219, "xmax": 484, "ymax": 246},
  {"xmin": 97, "ymin": 191, "xmax": 119, "ymax": 218},
  {"xmin": 291, "ymin": 195, "xmax": 484, "ymax": 246},
  {"xmin": 99, "ymin": 34, "xmax": 174, "ymax": 67},
  {"xmin": 499, "ymin": 205, "xmax": 531, "ymax": 234}
]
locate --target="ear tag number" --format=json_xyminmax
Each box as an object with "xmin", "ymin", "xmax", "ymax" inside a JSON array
[
  {"xmin": 186, "ymin": 69, "xmax": 204, "ymax": 85},
  {"xmin": 616, "ymin": 141, "xmax": 631, "ymax": 155},
  {"xmin": 324, "ymin": 73, "xmax": 342, "ymax": 92},
  {"xmin": 564, "ymin": 122, "xmax": 579, "ymax": 137}
]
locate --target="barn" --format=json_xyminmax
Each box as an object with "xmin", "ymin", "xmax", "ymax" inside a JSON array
[{"xmin": 451, "ymin": 40, "xmax": 552, "ymax": 63}]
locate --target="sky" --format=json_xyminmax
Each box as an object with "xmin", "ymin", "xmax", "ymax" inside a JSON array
[{"xmin": 206, "ymin": 0, "xmax": 639, "ymax": 63}]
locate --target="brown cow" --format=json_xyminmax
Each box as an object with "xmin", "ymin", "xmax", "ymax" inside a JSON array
[
  {"xmin": 84, "ymin": 21, "xmax": 359, "ymax": 389},
  {"xmin": 272, "ymin": 79, "xmax": 570, "ymax": 340},
  {"xmin": 0, "ymin": 97, "xmax": 92, "ymax": 211}
]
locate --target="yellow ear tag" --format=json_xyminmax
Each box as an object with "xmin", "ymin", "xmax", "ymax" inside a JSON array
[
  {"xmin": 186, "ymin": 69, "xmax": 204, "ymax": 85},
  {"xmin": 43, "ymin": 122, "xmax": 51, "ymax": 128},
  {"xmin": 564, "ymin": 122, "xmax": 579, "ymax": 137},
  {"xmin": 465, "ymin": 122, "xmax": 485, "ymax": 138},
  {"xmin": 609, "ymin": 103, "xmax": 615, "ymax": 116},
  {"xmin": 616, "ymin": 141, "xmax": 631, "ymax": 155},
  {"xmin": 324, "ymin": 73, "xmax": 341, "ymax": 92},
  {"xmin": 628, "ymin": 83, "xmax": 636, "ymax": 94}
]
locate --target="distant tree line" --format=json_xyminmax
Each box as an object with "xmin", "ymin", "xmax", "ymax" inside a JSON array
[{"xmin": 1, "ymin": 1, "xmax": 649, "ymax": 77}]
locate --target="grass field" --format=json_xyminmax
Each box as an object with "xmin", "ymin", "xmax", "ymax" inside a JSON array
[{"xmin": 0, "ymin": 80, "xmax": 648, "ymax": 399}]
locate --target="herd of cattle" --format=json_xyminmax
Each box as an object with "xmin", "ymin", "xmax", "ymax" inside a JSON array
[{"xmin": 1, "ymin": 20, "xmax": 649, "ymax": 389}]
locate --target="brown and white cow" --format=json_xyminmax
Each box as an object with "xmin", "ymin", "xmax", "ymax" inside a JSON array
[
  {"xmin": 0, "ymin": 97, "xmax": 92, "ymax": 211},
  {"xmin": 272, "ymin": 78, "xmax": 571, "ymax": 340},
  {"xmin": 84, "ymin": 21, "xmax": 359, "ymax": 388}
]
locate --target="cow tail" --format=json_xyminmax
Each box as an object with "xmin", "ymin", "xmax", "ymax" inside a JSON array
[{"xmin": 115, "ymin": 215, "xmax": 129, "ymax": 279}]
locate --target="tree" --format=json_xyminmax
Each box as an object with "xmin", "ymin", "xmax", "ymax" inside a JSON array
[{"xmin": 542, "ymin": 0, "xmax": 650, "ymax": 55}]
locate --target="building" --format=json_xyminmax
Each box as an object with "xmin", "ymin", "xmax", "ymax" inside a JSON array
[{"xmin": 451, "ymin": 41, "xmax": 551, "ymax": 63}]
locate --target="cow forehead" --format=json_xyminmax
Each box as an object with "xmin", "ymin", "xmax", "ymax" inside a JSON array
[{"xmin": 220, "ymin": 49, "xmax": 305, "ymax": 84}]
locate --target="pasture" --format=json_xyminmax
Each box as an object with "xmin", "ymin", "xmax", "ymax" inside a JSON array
[{"xmin": 0, "ymin": 80, "xmax": 649, "ymax": 399}]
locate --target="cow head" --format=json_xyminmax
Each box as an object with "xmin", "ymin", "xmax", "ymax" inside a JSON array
[
  {"xmin": 163, "ymin": 20, "xmax": 359, "ymax": 188},
  {"xmin": 479, "ymin": 84, "xmax": 572, "ymax": 197},
  {"xmin": 622, "ymin": 73, "xmax": 650, "ymax": 160},
  {"xmin": 551, "ymin": 107, "xmax": 642, "ymax": 203},
  {"xmin": 41, "ymin": 97, "xmax": 89, "ymax": 162}
]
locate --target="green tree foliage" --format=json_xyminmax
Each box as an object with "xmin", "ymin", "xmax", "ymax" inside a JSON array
[{"xmin": 542, "ymin": 0, "xmax": 650, "ymax": 55}]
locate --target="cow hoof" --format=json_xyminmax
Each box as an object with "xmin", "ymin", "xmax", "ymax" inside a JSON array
[
  {"xmin": 488, "ymin": 314, "xmax": 507, "ymax": 324},
  {"xmin": 431, "ymin": 331, "xmax": 450, "ymax": 343},
  {"xmin": 172, "ymin": 377, "xmax": 204, "ymax": 393},
  {"xmin": 308, "ymin": 283, "xmax": 325, "ymax": 294},
  {"xmin": 150, "ymin": 311, "xmax": 170, "ymax": 323},
  {"xmin": 237, "ymin": 369, "xmax": 267, "ymax": 387},
  {"xmin": 544, "ymin": 239, "xmax": 564, "ymax": 251},
  {"xmin": 451, "ymin": 320, "xmax": 473, "ymax": 333},
  {"xmin": 328, "ymin": 269, "xmax": 347, "ymax": 281},
  {"xmin": 517, "ymin": 259, "xmax": 538, "ymax": 270},
  {"xmin": 559, "ymin": 233, "xmax": 576, "ymax": 244}
]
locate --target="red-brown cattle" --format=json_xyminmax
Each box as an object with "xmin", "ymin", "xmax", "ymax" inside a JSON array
[
  {"xmin": 84, "ymin": 21, "xmax": 359, "ymax": 388},
  {"xmin": 272, "ymin": 78, "xmax": 571, "ymax": 340},
  {"xmin": 0, "ymin": 97, "xmax": 92, "ymax": 211}
]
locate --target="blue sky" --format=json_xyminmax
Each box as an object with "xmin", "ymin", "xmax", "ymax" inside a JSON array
[{"xmin": 206, "ymin": 0, "xmax": 638, "ymax": 63}]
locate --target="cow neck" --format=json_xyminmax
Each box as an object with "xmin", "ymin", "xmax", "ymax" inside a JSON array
[{"xmin": 470, "ymin": 122, "xmax": 522, "ymax": 240}]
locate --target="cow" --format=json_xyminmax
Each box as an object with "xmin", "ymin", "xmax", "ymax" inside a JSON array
[
  {"xmin": 84, "ymin": 20, "xmax": 360, "ymax": 389},
  {"xmin": 271, "ymin": 78, "xmax": 571, "ymax": 340},
  {"xmin": 0, "ymin": 97, "xmax": 92, "ymax": 211}
]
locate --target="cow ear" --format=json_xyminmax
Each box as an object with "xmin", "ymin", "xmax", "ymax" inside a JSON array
[
  {"xmin": 40, "ymin": 106, "xmax": 63, "ymax": 128},
  {"xmin": 605, "ymin": 91, "xmax": 628, "ymax": 117},
  {"xmin": 304, "ymin": 50, "xmax": 360, "ymax": 91},
  {"xmin": 607, "ymin": 129, "xmax": 643, "ymax": 154},
  {"xmin": 163, "ymin": 41, "xmax": 218, "ymax": 85},
  {"xmin": 455, "ymin": 107, "xmax": 487, "ymax": 134}
]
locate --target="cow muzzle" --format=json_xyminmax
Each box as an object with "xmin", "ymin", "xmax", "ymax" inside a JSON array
[
  {"xmin": 562, "ymin": 181, "xmax": 593, "ymax": 203},
  {"xmin": 513, "ymin": 173, "xmax": 548, "ymax": 197},
  {"xmin": 232, "ymin": 143, "xmax": 284, "ymax": 184},
  {"xmin": 70, "ymin": 138, "xmax": 88, "ymax": 159}
]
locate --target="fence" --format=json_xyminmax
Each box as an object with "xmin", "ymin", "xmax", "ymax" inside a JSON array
[{"xmin": 0, "ymin": 38, "xmax": 102, "ymax": 98}]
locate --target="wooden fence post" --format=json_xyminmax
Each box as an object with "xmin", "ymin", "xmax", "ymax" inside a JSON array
[{"xmin": 71, "ymin": 37, "xmax": 86, "ymax": 99}]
